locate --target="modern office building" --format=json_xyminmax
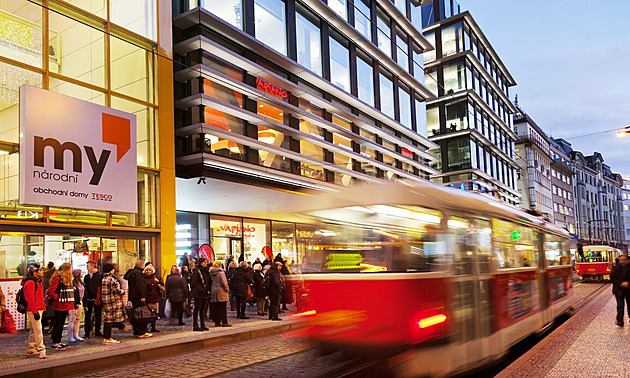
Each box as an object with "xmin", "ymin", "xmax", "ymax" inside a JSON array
[
  {"xmin": 512, "ymin": 106, "xmax": 553, "ymax": 219},
  {"xmin": 421, "ymin": 0, "xmax": 520, "ymax": 206},
  {"xmin": 172, "ymin": 0, "xmax": 439, "ymax": 263},
  {"xmin": 0, "ymin": 0, "xmax": 175, "ymax": 280},
  {"xmin": 549, "ymin": 138, "xmax": 575, "ymax": 234},
  {"xmin": 570, "ymin": 151, "xmax": 624, "ymax": 247}
]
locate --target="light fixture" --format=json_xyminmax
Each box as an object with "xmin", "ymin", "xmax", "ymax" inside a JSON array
[{"xmin": 617, "ymin": 125, "xmax": 630, "ymax": 137}]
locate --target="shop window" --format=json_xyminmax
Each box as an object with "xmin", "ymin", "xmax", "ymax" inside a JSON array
[
  {"xmin": 258, "ymin": 149, "xmax": 292, "ymax": 172},
  {"xmin": 0, "ymin": 62, "xmax": 43, "ymax": 144},
  {"xmin": 110, "ymin": 35, "xmax": 155, "ymax": 104},
  {"xmin": 271, "ymin": 221, "xmax": 296, "ymax": 263},
  {"xmin": 112, "ymin": 169, "xmax": 159, "ymax": 228},
  {"xmin": 0, "ymin": 3, "xmax": 44, "ymax": 68},
  {"xmin": 243, "ymin": 219, "xmax": 270, "ymax": 262},
  {"xmin": 254, "ymin": 0, "xmax": 287, "ymax": 56},
  {"xmin": 201, "ymin": 132, "xmax": 245, "ymax": 160},
  {"xmin": 175, "ymin": 211, "xmax": 207, "ymax": 259},
  {"xmin": 50, "ymin": 78, "xmax": 106, "ymax": 106},
  {"xmin": 49, "ymin": 11, "xmax": 106, "ymax": 88},
  {"xmin": 48, "ymin": 207, "xmax": 108, "ymax": 225},
  {"xmin": 110, "ymin": 0, "xmax": 157, "ymax": 40},
  {"xmin": 299, "ymin": 119, "xmax": 325, "ymax": 181},
  {"xmin": 111, "ymin": 96, "xmax": 156, "ymax": 168}
]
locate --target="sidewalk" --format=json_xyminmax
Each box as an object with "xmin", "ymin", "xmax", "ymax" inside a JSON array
[
  {"xmin": 498, "ymin": 286, "xmax": 630, "ymax": 377},
  {"xmin": 0, "ymin": 303, "xmax": 304, "ymax": 378}
]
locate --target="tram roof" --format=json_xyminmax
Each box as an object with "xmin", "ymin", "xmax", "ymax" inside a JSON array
[{"xmin": 300, "ymin": 181, "xmax": 569, "ymax": 237}]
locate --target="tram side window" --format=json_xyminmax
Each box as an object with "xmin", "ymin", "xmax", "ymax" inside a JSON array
[
  {"xmin": 545, "ymin": 234, "xmax": 570, "ymax": 267},
  {"xmin": 473, "ymin": 219, "xmax": 493, "ymax": 274},
  {"xmin": 448, "ymin": 217, "xmax": 473, "ymax": 275},
  {"xmin": 492, "ymin": 219, "xmax": 539, "ymax": 269}
]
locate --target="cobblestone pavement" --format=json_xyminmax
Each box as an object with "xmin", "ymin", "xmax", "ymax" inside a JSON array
[
  {"xmin": 0, "ymin": 302, "xmax": 296, "ymax": 371},
  {"xmin": 72, "ymin": 335, "xmax": 317, "ymax": 378},
  {"xmin": 498, "ymin": 283, "xmax": 625, "ymax": 377}
]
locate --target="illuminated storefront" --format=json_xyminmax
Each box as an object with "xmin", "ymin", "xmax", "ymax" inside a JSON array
[{"xmin": 0, "ymin": 0, "xmax": 175, "ymax": 280}]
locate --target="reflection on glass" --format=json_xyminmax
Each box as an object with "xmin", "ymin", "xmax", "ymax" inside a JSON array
[
  {"xmin": 254, "ymin": 0, "xmax": 286, "ymax": 55},
  {"xmin": 296, "ymin": 12, "xmax": 321, "ymax": 75},
  {"xmin": 110, "ymin": 0, "xmax": 157, "ymax": 40},
  {"xmin": 354, "ymin": 0, "xmax": 371, "ymax": 40},
  {"xmin": 379, "ymin": 73, "xmax": 394, "ymax": 118},
  {"xmin": 328, "ymin": 0, "xmax": 347, "ymax": 21},
  {"xmin": 377, "ymin": 11, "xmax": 391, "ymax": 58},
  {"xmin": 356, "ymin": 57, "xmax": 374, "ymax": 106},
  {"xmin": 329, "ymin": 37, "xmax": 349, "ymax": 92},
  {"xmin": 205, "ymin": 0, "xmax": 242, "ymax": 29},
  {"xmin": 398, "ymin": 87, "xmax": 411, "ymax": 128},
  {"xmin": 110, "ymin": 36, "xmax": 154, "ymax": 103}
]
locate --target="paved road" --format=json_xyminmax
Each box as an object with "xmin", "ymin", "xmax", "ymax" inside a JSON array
[{"xmin": 67, "ymin": 281, "xmax": 606, "ymax": 378}]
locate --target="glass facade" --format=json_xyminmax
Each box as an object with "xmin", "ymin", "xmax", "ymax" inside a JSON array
[
  {"xmin": 254, "ymin": 0, "xmax": 287, "ymax": 55},
  {"xmin": 296, "ymin": 11, "xmax": 322, "ymax": 75},
  {"xmin": 329, "ymin": 37, "xmax": 350, "ymax": 92},
  {"xmin": 357, "ymin": 56, "xmax": 374, "ymax": 106},
  {"xmin": 0, "ymin": 0, "xmax": 166, "ymax": 279}
]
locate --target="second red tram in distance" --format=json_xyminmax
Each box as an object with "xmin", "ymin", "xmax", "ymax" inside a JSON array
[
  {"xmin": 575, "ymin": 245, "xmax": 623, "ymax": 281},
  {"xmin": 292, "ymin": 182, "xmax": 573, "ymax": 377}
]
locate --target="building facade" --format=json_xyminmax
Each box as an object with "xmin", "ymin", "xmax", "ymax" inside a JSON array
[
  {"xmin": 622, "ymin": 179, "xmax": 630, "ymax": 250},
  {"xmin": 549, "ymin": 138, "xmax": 575, "ymax": 234},
  {"xmin": 0, "ymin": 0, "xmax": 175, "ymax": 280},
  {"xmin": 571, "ymin": 151, "xmax": 624, "ymax": 247},
  {"xmin": 421, "ymin": 0, "xmax": 520, "ymax": 205},
  {"xmin": 172, "ymin": 0, "xmax": 439, "ymax": 263},
  {"xmin": 513, "ymin": 108, "xmax": 553, "ymax": 219}
]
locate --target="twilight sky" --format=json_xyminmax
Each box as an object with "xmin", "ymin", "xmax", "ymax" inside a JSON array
[{"xmin": 459, "ymin": 0, "xmax": 630, "ymax": 178}]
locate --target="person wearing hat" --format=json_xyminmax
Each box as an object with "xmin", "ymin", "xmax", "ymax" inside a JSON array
[
  {"xmin": 22, "ymin": 264, "xmax": 46, "ymax": 359},
  {"xmin": 67, "ymin": 269, "xmax": 85, "ymax": 343},
  {"xmin": 101, "ymin": 264, "xmax": 126, "ymax": 344}
]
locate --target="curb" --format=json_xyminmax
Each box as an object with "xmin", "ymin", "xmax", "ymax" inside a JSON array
[{"xmin": 2, "ymin": 320, "xmax": 306, "ymax": 378}]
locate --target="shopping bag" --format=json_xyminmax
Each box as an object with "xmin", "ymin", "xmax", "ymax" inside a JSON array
[
  {"xmin": 132, "ymin": 304, "xmax": 158, "ymax": 324},
  {"xmin": 247, "ymin": 285, "xmax": 254, "ymax": 300},
  {"xmin": 164, "ymin": 299, "xmax": 172, "ymax": 318},
  {"xmin": 0, "ymin": 310, "xmax": 17, "ymax": 334}
]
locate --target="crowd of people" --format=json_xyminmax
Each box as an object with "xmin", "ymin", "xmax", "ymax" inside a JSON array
[{"xmin": 16, "ymin": 253, "xmax": 299, "ymax": 359}]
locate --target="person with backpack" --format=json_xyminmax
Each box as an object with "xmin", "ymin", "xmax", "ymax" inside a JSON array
[
  {"xmin": 21, "ymin": 264, "xmax": 46, "ymax": 359},
  {"xmin": 46, "ymin": 263, "xmax": 75, "ymax": 350}
]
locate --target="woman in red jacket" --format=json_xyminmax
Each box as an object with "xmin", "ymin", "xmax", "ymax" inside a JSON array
[
  {"xmin": 46, "ymin": 263, "xmax": 75, "ymax": 350},
  {"xmin": 23, "ymin": 264, "xmax": 46, "ymax": 359}
]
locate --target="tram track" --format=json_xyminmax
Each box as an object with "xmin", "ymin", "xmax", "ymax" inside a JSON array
[{"xmin": 571, "ymin": 282, "xmax": 610, "ymax": 312}]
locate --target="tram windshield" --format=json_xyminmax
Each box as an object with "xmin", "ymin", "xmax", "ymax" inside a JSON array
[{"xmin": 577, "ymin": 247, "xmax": 619, "ymax": 263}]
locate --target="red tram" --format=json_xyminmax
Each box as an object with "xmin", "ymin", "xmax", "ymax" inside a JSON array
[
  {"xmin": 575, "ymin": 245, "xmax": 622, "ymax": 281},
  {"xmin": 292, "ymin": 182, "xmax": 573, "ymax": 377}
]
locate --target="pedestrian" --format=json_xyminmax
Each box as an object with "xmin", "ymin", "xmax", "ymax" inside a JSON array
[
  {"xmin": 46, "ymin": 263, "xmax": 74, "ymax": 350},
  {"xmin": 180, "ymin": 253, "xmax": 189, "ymax": 269},
  {"xmin": 191, "ymin": 257, "xmax": 209, "ymax": 331},
  {"xmin": 252, "ymin": 264, "xmax": 266, "ymax": 316},
  {"xmin": 165, "ymin": 265, "xmax": 188, "ymax": 326},
  {"xmin": 612, "ymin": 253, "xmax": 630, "ymax": 327},
  {"xmin": 123, "ymin": 260, "xmax": 152, "ymax": 338},
  {"xmin": 232, "ymin": 261, "xmax": 254, "ymax": 319},
  {"xmin": 101, "ymin": 264, "xmax": 126, "ymax": 344},
  {"xmin": 143, "ymin": 265, "xmax": 163, "ymax": 333},
  {"xmin": 209, "ymin": 260, "xmax": 231, "ymax": 327},
  {"xmin": 280, "ymin": 261, "xmax": 292, "ymax": 311},
  {"xmin": 274, "ymin": 253, "xmax": 284, "ymax": 264},
  {"xmin": 22, "ymin": 264, "xmax": 46, "ymax": 359},
  {"xmin": 67, "ymin": 269, "xmax": 85, "ymax": 342},
  {"xmin": 265, "ymin": 262, "xmax": 284, "ymax": 321},
  {"xmin": 41, "ymin": 261, "xmax": 56, "ymax": 334},
  {"xmin": 83, "ymin": 260, "xmax": 103, "ymax": 338},
  {"xmin": 226, "ymin": 260, "xmax": 238, "ymax": 311}
]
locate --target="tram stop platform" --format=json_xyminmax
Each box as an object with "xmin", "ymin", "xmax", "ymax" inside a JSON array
[
  {"xmin": 498, "ymin": 284, "xmax": 630, "ymax": 377},
  {"xmin": 0, "ymin": 305, "xmax": 304, "ymax": 378}
]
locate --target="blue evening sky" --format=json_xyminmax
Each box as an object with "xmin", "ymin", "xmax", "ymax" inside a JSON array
[{"xmin": 459, "ymin": 0, "xmax": 630, "ymax": 178}]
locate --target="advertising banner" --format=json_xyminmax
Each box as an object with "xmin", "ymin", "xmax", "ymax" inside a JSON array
[{"xmin": 19, "ymin": 85, "xmax": 137, "ymax": 213}]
